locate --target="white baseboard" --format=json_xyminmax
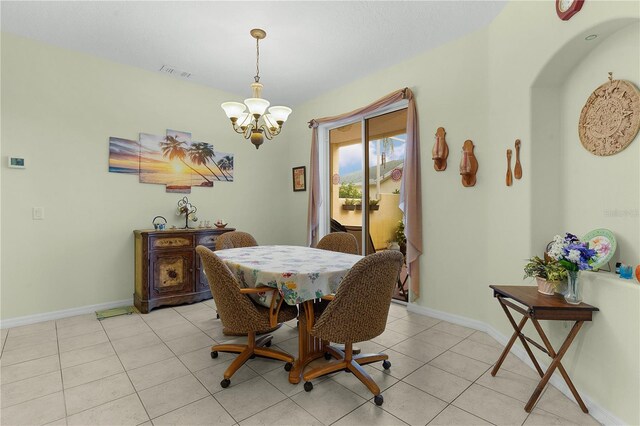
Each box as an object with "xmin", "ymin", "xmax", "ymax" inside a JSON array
[
  {"xmin": 407, "ymin": 303, "xmax": 625, "ymax": 426},
  {"xmin": 0, "ymin": 298, "xmax": 133, "ymax": 329}
]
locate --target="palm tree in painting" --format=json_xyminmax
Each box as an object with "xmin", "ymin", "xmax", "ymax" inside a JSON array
[
  {"xmin": 217, "ymin": 155, "xmax": 234, "ymax": 179},
  {"xmin": 160, "ymin": 136, "xmax": 212, "ymax": 185},
  {"xmin": 188, "ymin": 142, "xmax": 229, "ymax": 181}
]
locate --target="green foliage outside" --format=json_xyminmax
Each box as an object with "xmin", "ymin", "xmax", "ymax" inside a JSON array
[{"xmin": 339, "ymin": 182, "xmax": 362, "ymax": 199}]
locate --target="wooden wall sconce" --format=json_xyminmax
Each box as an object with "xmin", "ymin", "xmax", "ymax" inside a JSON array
[
  {"xmin": 459, "ymin": 140, "xmax": 478, "ymax": 187},
  {"xmin": 432, "ymin": 127, "xmax": 448, "ymax": 171}
]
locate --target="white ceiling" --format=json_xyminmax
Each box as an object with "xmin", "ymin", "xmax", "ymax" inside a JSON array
[{"xmin": 1, "ymin": 1, "xmax": 506, "ymax": 106}]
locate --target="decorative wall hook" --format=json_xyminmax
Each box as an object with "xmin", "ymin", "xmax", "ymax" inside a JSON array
[
  {"xmin": 432, "ymin": 127, "xmax": 449, "ymax": 171},
  {"xmin": 459, "ymin": 140, "xmax": 478, "ymax": 187},
  {"xmin": 514, "ymin": 139, "xmax": 522, "ymax": 180},
  {"xmin": 506, "ymin": 149, "xmax": 513, "ymax": 187}
]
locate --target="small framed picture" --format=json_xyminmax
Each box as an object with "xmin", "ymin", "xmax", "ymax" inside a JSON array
[{"xmin": 292, "ymin": 166, "xmax": 306, "ymax": 192}]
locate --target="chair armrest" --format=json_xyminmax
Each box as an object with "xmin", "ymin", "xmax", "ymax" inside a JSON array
[{"xmin": 239, "ymin": 287, "xmax": 283, "ymax": 328}]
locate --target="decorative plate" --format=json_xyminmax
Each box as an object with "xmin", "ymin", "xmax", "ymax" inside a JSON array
[
  {"xmin": 578, "ymin": 77, "xmax": 640, "ymax": 156},
  {"xmin": 391, "ymin": 168, "xmax": 403, "ymax": 181},
  {"xmin": 582, "ymin": 228, "xmax": 617, "ymax": 269}
]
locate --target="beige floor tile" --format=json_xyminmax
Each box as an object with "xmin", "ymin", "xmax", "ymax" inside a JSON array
[
  {"xmin": 111, "ymin": 331, "xmax": 162, "ymax": 354},
  {"xmin": 523, "ymin": 409, "xmax": 579, "ymax": 425},
  {"xmin": 179, "ymin": 307, "xmax": 218, "ymax": 324},
  {"xmin": 6, "ymin": 320, "xmax": 56, "ymax": 337},
  {"xmin": 1, "ymin": 353, "xmax": 60, "ymax": 385},
  {"xmin": 66, "ymin": 394, "xmax": 149, "ymax": 426},
  {"xmin": 0, "ymin": 391, "xmax": 66, "ymax": 426},
  {"xmin": 413, "ymin": 329, "xmax": 465, "ymax": 349},
  {"xmin": 62, "ymin": 354, "xmax": 123, "ymax": 388},
  {"xmin": 500, "ymin": 355, "xmax": 541, "ymax": 381},
  {"xmin": 353, "ymin": 340, "xmax": 387, "ymax": 355},
  {"xmin": 179, "ymin": 345, "xmax": 235, "ymax": 372},
  {"xmin": 428, "ymin": 404, "xmax": 491, "ymax": 425},
  {"xmin": 56, "ymin": 314, "xmax": 98, "ymax": 328},
  {"xmin": 174, "ymin": 302, "xmax": 213, "ymax": 314},
  {"xmin": 58, "ymin": 330, "xmax": 109, "ymax": 353},
  {"xmin": 273, "ymin": 337, "xmax": 298, "ymax": 358},
  {"xmin": 127, "ymin": 356, "xmax": 190, "ymax": 391},
  {"xmin": 291, "ymin": 379, "xmax": 366, "ymax": 425},
  {"xmin": 142, "ymin": 311, "xmax": 191, "ymax": 331},
  {"xmin": 214, "ymin": 376, "xmax": 287, "ymax": 422},
  {"xmin": 239, "ymin": 398, "xmax": 323, "ymax": 426},
  {"xmin": 467, "ymin": 331, "xmax": 503, "ymax": 348},
  {"xmin": 370, "ymin": 348, "xmax": 425, "ymax": 379},
  {"xmin": 246, "ymin": 354, "xmax": 289, "ymax": 375},
  {"xmin": 450, "ymin": 339, "xmax": 502, "ymax": 365},
  {"xmin": 404, "ymin": 364, "xmax": 471, "ymax": 403},
  {"xmin": 387, "ymin": 304, "xmax": 409, "ymax": 319},
  {"xmin": 3, "ymin": 329, "xmax": 58, "ymax": 352},
  {"xmin": 432, "ymin": 321, "xmax": 475, "ymax": 338},
  {"xmin": 153, "ymin": 395, "xmax": 235, "ymax": 426},
  {"xmin": 138, "ymin": 374, "xmax": 209, "ymax": 419},
  {"xmin": 334, "ymin": 401, "xmax": 408, "ymax": 426},
  {"xmin": 117, "ymin": 342, "xmax": 174, "ymax": 370},
  {"xmin": 378, "ymin": 381, "xmax": 447, "ymax": 426},
  {"xmin": 99, "ymin": 314, "xmax": 144, "ymax": 331},
  {"xmin": 385, "ymin": 319, "xmax": 430, "ymax": 337},
  {"xmin": 164, "ymin": 332, "xmax": 215, "ymax": 356},
  {"xmin": 331, "ymin": 365, "xmax": 398, "ymax": 399},
  {"xmin": 194, "ymin": 360, "xmax": 258, "ymax": 394},
  {"xmin": 1, "ymin": 370, "xmax": 62, "ymax": 408},
  {"xmin": 190, "ymin": 316, "xmax": 224, "ymax": 331},
  {"xmin": 44, "ymin": 416, "xmax": 68, "ymax": 426},
  {"xmin": 371, "ymin": 329, "xmax": 410, "ymax": 348},
  {"xmin": 59, "ymin": 341, "xmax": 115, "ymax": 369},
  {"xmin": 403, "ymin": 313, "xmax": 440, "ymax": 328},
  {"xmin": 56, "ymin": 321, "xmax": 103, "ymax": 340},
  {"xmin": 535, "ymin": 386, "xmax": 599, "ymax": 425},
  {"xmin": 153, "ymin": 321, "xmax": 203, "ymax": 341},
  {"xmin": 64, "ymin": 372, "xmax": 134, "ymax": 415},
  {"xmin": 476, "ymin": 368, "xmax": 540, "ymax": 403},
  {"xmin": 267, "ymin": 324, "xmax": 299, "ymax": 344},
  {"xmin": 260, "ymin": 363, "xmax": 328, "ymax": 397},
  {"xmin": 390, "ymin": 338, "xmax": 446, "ymax": 363},
  {"xmin": 0, "ymin": 340, "xmax": 58, "ymax": 366},
  {"xmin": 452, "ymin": 383, "xmax": 529, "ymax": 426},
  {"xmin": 104, "ymin": 321, "xmax": 152, "ymax": 341},
  {"xmin": 428, "ymin": 351, "xmax": 491, "ymax": 382}
]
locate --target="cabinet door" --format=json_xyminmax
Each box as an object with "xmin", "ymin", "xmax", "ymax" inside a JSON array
[{"xmin": 149, "ymin": 250, "xmax": 194, "ymax": 297}]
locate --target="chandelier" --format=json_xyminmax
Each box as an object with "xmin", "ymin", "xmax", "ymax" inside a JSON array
[{"xmin": 221, "ymin": 29, "xmax": 292, "ymax": 149}]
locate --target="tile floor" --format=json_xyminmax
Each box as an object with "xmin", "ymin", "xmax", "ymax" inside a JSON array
[{"xmin": 0, "ymin": 301, "xmax": 600, "ymax": 426}]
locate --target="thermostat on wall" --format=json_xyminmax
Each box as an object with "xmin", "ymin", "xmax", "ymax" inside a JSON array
[{"xmin": 8, "ymin": 156, "xmax": 25, "ymax": 169}]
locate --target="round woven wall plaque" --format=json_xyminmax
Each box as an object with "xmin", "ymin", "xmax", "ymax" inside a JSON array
[{"xmin": 578, "ymin": 77, "xmax": 640, "ymax": 156}]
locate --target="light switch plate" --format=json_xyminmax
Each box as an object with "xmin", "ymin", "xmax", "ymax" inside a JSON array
[
  {"xmin": 33, "ymin": 207, "xmax": 44, "ymax": 220},
  {"xmin": 8, "ymin": 156, "xmax": 26, "ymax": 169}
]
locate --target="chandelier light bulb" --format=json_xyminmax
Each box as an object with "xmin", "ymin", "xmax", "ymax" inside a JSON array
[
  {"xmin": 268, "ymin": 106, "xmax": 292, "ymax": 124},
  {"xmin": 244, "ymin": 98, "xmax": 270, "ymax": 117},
  {"xmin": 221, "ymin": 102, "xmax": 246, "ymax": 121}
]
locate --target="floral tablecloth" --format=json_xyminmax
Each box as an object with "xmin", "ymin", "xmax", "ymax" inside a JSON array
[{"xmin": 215, "ymin": 245, "xmax": 363, "ymax": 307}]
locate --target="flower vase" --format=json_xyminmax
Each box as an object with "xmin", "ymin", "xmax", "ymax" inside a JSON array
[{"xmin": 564, "ymin": 270, "xmax": 582, "ymax": 305}]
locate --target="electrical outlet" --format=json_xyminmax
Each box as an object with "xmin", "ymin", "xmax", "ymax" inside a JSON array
[{"xmin": 32, "ymin": 207, "xmax": 44, "ymax": 220}]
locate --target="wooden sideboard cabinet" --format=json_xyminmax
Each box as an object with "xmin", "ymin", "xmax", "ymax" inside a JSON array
[{"xmin": 134, "ymin": 228, "xmax": 235, "ymax": 313}]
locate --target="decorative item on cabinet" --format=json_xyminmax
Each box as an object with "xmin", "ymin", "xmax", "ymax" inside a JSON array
[
  {"xmin": 134, "ymin": 227, "xmax": 235, "ymax": 313},
  {"xmin": 176, "ymin": 197, "xmax": 198, "ymax": 229},
  {"xmin": 579, "ymin": 72, "xmax": 640, "ymax": 156},
  {"xmin": 432, "ymin": 127, "xmax": 448, "ymax": 171},
  {"xmin": 459, "ymin": 140, "xmax": 478, "ymax": 187},
  {"xmin": 514, "ymin": 139, "xmax": 522, "ymax": 180},
  {"xmin": 152, "ymin": 216, "xmax": 167, "ymax": 230},
  {"xmin": 506, "ymin": 149, "xmax": 513, "ymax": 187}
]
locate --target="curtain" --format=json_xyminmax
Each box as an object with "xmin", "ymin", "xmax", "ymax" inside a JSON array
[{"xmin": 307, "ymin": 88, "xmax": 423, "ymax": 300}]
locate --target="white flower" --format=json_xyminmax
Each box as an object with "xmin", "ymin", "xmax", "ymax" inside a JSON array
[{"xmin": 567, "ymin": 249, "xmax": 581, "ymax": 263}]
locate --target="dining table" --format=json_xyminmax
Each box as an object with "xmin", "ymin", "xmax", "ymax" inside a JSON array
[{"xmin": 215, "ymin": 245, "xmax": 363, "ymax": 383}]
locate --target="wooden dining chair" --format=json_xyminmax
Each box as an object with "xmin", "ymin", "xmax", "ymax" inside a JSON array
[
  {"xmin": 301, "ymin": 250, "xmax": 404, "ymax": 405},
  {"xmin": 196, "ymin": 246, "xmax": 296, "ymax": 388},
  {"xmin": 316, "ymin": 232, "xmax": 359, "ymax": 255},
  {"xmin": 215, "ymin": 231, "xmax": 258, "ymax": 250}
]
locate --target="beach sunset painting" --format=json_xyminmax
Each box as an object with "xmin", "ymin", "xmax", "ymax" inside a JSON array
[
  {"xmin": 108, "ymin": 137, "xmax": 139, "ymax": 174},
  {"xmin": 109, "ymin": 129, "xmax": 232, "ymax": 192}
]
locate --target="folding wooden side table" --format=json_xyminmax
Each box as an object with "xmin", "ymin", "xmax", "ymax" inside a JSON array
[{"xmin": 489, "ymin": 285, "xmax": 599, "ymax": 413}]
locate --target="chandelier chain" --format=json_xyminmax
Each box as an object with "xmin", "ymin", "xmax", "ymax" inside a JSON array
[{"xmin": 254, "ymin": 37, "xmax": 260, "ymax": 83}]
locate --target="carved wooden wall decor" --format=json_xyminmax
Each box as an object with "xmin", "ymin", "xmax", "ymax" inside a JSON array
[
  {"xmin": 432, "ymin": 127, "xmax": 449, "ymax": 171},
  {"xmin": 579, "ymin": 73, "xmax": 640, "ymax": 156},
  {"xmin": 459, "ymin": 140, "xmax": 478, "ymax": 187}
]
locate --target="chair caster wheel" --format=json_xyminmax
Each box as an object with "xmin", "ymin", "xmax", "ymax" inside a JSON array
[
  {"xmin": 250, "ymin": 354, "xmax": 256, "ymax": 359},
  {"xmin": 284, "ymin": 362, "xmax": 293, "ymax": 372},
  {"xmin": 324, "ymin": 352, "xmax": 331, "ymax": 360},
  {"xmin": 265, "ymin": 340, "xmax": 272, "ymax": 347},
  {"xmin": 211, "ymin": 351, "xmax": 218, "ymax": 359},
  {"xmin": 374, "ymin": 394, "xmax": 384, "ymax": 406},
  {"xmin": 304, "ymin": 381, "xmax": 313, "ymax": 392},
  {"xmin": 220, "ymin": 379, "xmax": 230, "ymax": 388},
  {"xmin": 382, "ymin": 360, "xmax": 391, "ymax": 370}
]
